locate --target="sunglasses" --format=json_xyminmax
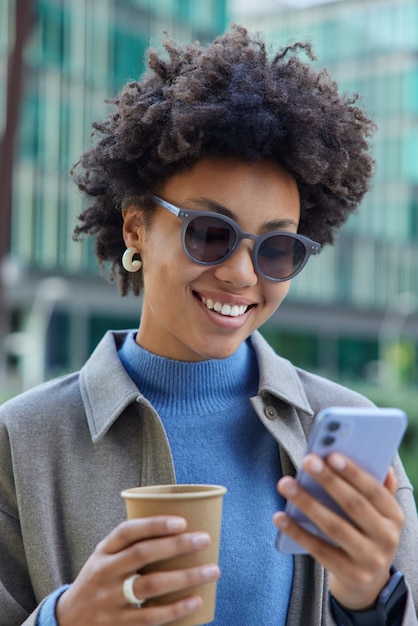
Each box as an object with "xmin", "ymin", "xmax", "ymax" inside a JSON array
[{"xmin": 151, "ymin": 195, "xmax": 321, "ymax": 282}]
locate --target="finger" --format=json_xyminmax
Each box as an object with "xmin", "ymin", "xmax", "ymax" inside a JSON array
[
  {"xmin": 102, "ymin": 532, "xmax": 210, "ymax": 581},
  {"xmin": 274, "ymin": 509, "xmax": 343, "ymax": 557},
  {"xmin": 276, "ymin": 477, "xmax": 370, "ymax": 556},
  {"xmin": 384, "ymin": 466, "xmax": 399, "ymax": 495},
  {"xmin": 303, "ymin": 454, "xmax": 404, "ymax": 537},
  {"xmin": 326, "ymin": 453, "xmax": 400, "ymax": 513},
  {"xmin": 124, "ymin": 594, "xmax": 203, "ymax": 625},
  {"xmin": 325, "ymin": 455, "xmax": 405, "ymax": 537},
  {"xmin": 106, "ymin": 531, "xmax": 212, "ymax": 579},
  {"xmin": 123, "ymin": 564, "xmax": 220, "ymax": 607},
  {"xmin": 99, "ymin": 517, "xmax": 187, "ymax": 555}
]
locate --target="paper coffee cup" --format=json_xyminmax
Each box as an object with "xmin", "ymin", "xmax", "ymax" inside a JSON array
[{"xmin": 121, "ymin": 484, "xmax": 227, "ymax": 626}]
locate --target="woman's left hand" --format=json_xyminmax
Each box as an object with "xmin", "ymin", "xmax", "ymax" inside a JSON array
[{"xmin": 273, "ymin": 453, "xmax": 405, "ymax": 610}]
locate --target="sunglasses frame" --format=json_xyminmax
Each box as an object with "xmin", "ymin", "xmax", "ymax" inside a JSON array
[{"xmin": 151, "ymin": 195, "xmax": 321, "ymax": 282}]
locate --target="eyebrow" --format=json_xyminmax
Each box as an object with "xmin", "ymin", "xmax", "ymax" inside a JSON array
[{"xmin": 188, "ymin": 197, "xmax": 298, "ymax": 231}]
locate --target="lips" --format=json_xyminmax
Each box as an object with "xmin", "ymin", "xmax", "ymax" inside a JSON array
[{"xmin": 200, "ymin": 296, "xmax": 250, "ymax": 317}]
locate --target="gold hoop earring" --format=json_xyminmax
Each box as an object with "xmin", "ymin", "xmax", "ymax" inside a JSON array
[{"xmin": 122, "ymin": 247, "xmax": 142, "ymax": 272}]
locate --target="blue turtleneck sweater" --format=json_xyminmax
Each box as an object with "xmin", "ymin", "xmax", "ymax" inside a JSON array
[{"xmin": 119, "ymin": 332, "xmax": 294, "ymax": 624}]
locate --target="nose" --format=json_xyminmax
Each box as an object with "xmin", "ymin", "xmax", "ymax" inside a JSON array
[{"xmin": 212, "ymin": 241, "xmax": 258, "ymax": 288}]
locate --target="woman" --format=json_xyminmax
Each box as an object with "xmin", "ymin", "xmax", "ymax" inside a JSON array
[{"xmin": 0, "ymin": 25, "xmax": 417, "ymax": 626}]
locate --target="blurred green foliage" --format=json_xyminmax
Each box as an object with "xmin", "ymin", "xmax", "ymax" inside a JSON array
[{"xmin": 0, "ymin": 389, "xmax": 18, "ymax": 404}]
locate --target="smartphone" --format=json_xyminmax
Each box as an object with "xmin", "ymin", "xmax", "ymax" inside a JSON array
[{"xmin": 275, "ymin": 406, "xmax": 407, "ymax": 555}]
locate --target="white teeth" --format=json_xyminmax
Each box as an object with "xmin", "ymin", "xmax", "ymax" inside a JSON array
[{"xmin": 201, "ymin": 297, "xmax": 249, "ymax": 317}]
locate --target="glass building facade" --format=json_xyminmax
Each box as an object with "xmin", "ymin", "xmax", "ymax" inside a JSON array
[{"xmin": 2, "ymin": 0, "xmax": 227, "ymax": 274}]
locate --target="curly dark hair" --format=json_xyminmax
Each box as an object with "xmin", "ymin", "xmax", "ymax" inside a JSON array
[{"xmin": 72, "ymin": 23, "xmax": 375, "ymax": 296}]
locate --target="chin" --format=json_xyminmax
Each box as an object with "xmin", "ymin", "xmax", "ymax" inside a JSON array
[{"xmin": 199, "ymin": 340, "xmax": 241, "ymax": 361}]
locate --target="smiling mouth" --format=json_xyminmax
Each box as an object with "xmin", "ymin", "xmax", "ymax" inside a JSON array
[{"xmin": 200, "ymin": 296, "xmax": 252, "ymax": 317}]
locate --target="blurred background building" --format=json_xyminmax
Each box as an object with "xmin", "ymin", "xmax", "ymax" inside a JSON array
[
  {"xmin": 231, "ymin": 0, "xmax": 418, "ymax": 390},
  {"xmin": 0, "ymin": 0, "xmax": 228, "ymax": 388},
  {"xmin": 1, "ymin": 0, "xmax": 418, "ymax": 393}
]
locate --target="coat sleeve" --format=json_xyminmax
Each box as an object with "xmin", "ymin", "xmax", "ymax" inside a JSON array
[
  {"xmin": 393, "ymin": 454, "xmax": 418, "ymax": 624},
  {"xmin": 0, "ymin": 508, "xmax": 42, "ymax": 625},
  {"xmin": 0, "ymin": 418, "xmax": 52, "ymax": 626},
  {"xmin": 0, "ymin": 418, "xmax": 38, "ymax": 625}
]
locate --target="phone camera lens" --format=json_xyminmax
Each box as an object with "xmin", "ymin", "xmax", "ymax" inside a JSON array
[
  {"xmin": 322, "ymin": 435, "xmax": 336, "ymax": 446},
  {"xmin": 327, "ymin": 421, "xmax": 341, "ymax": 432}
]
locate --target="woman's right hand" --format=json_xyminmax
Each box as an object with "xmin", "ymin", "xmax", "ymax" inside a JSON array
[{"xmin": 56, "ymin": 516, "xmax": 220, "ymax": 625}]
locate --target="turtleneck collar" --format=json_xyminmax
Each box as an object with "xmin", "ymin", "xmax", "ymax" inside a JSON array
[{"xmin": 118, "ymin": 331, "xmax": 259, "ymax": 417}]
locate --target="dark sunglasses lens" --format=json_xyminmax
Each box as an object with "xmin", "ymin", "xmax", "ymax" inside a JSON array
[
  {"xmin": 258, "ymin": 235, "xmax": 306, "ymax": 279},
  {"xmin": 185, "ymin": 216, "xmax": 236, "ymax": 262}
]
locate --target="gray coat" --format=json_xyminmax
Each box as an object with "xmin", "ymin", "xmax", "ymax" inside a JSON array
[{"xmin": 0, "ymin": 330, "xmax": 417, "ymax": 625}]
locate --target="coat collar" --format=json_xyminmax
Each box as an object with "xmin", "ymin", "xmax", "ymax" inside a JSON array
[
  {"xmin": 80, "ymin": 329, "xmax": 314, "ymax": 443},
  {"xmin": 80, "ymin": 330, "xmax": 141, "ymax": 442},
  {"xmin": 250, "ymin": 331, "xmax": 314, "ymax": 416}
]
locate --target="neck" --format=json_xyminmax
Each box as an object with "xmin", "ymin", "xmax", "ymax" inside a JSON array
[{"xmin": 118, "ymin": 331, "xmax": 259, "ymax": 416}]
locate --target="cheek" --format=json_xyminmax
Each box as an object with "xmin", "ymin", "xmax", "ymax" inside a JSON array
[
  {"xmin": 265, "ymin": 282, "xmax": 291, "ymax": 308},
  {"xmin": 141, "ymin": 228, "xmax": 179, "ymax": 272},
  {"xmin": 141, "ymin": 239, "xmax": 202, "ymax": 291}
]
